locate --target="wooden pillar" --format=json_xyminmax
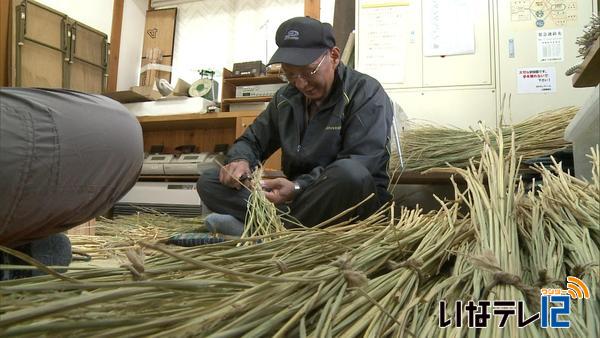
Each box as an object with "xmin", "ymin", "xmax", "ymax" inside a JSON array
[
  {"xmin": 304, "ymin": 0, "xmax": 320, "ymax": 20},
  {"xmin": 0, "ymin": 0, "xmax": 11, "ymax": 86},
  {"xmin": 107, "ymin": 0, "xmax": 124, "ymax": 92}
]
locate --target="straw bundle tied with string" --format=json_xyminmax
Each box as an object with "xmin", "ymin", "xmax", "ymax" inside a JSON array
[
  {"xmin": 392, "ymin": 106, "xmax": 578, "ymax": 173},
  {"xmin": 0, "ymin": 127, "xmax": 599, "ymax": 337}
]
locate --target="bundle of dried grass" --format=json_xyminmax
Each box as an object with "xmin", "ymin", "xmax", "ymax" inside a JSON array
[
  {"xmin": 240, "ymin": 166, "xmax": 288, "ymax": 242},
  {"xmin": 1, "ymin": 127, "xmax": 598, "ymax": 338},
  {"xmin": 392, "ymin": 106, "xmax": 578, "ymax": 173}
]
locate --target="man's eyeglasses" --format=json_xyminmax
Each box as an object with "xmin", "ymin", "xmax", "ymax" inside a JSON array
[{"xmin": 279, "ymin": 52, "xmax": 327, "ymax": 83}]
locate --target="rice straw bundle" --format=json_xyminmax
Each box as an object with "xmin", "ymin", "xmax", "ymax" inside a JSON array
[
  {"xmin": 0, "ymin": 211, "xmax": 394, "ymax": 336},
  {"xmin": 1, "ymin": 128, "xmax": 599, "ymax": 337},
  {"xmin": 436, "ymin": 126, "xmax": 536, "ymax": 337},
  {"xmin": 330, "ymin": 205, "xmax": 468, "ymax": 337},
  {"xmin": 524, "ymin": 147, "xmax": 600, "ymax": 336},
  {"xmin": 393, "ymin": 106, "xmax": 578, "ymax": 173},
  {"xmin": 240, "ymin": 166, "xmax": 288, "ymax": 242}
]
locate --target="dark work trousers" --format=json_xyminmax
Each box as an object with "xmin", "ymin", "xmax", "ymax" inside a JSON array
[{"xmin": 197, "ymin": 159, "xmax": 383, "ymax": 227}]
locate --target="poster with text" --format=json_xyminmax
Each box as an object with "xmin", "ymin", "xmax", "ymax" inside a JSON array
[{"xmin": 517, "ymin": 67, "xmax": 556, "ymax": 93}]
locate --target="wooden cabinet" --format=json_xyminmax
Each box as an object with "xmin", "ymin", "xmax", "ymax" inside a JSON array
[
  {"xmin": 138, "ymin": 111, "xmax": 281, "ymax": 171},
  {"xmin": 217, "ymin": 67, "xmax": 284, "ymax": 169},
  {"xmin": 135, "ymin": 71, "xmax": 286, "ymax": 174},
  {"xmin": 9, "ymin": 0, "xmax": 108, "ymax": 93},
  {"xmin": 138, "ymin": 111, "xmax": 258, "ymax": 153},
  {"xmin": 233, "ymin": 115, "xmax": 282, "ymax": 170},
  {"xmin": 221, "ymin": 68, "xmax": 284, "ymax": 112}
]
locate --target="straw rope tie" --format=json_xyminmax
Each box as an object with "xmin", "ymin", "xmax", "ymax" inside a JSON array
[
  {"xmin": 533, "ymin": 269, "xmax": 563, "ymax": 288},
  {"xmin": 470, "ymin": 251, "xmax": 539, "ymax": 308},
  {"xmin": 274, "ymin": 259, "xmax": 288, "ymax": 273},
  {"xmin": 570, "ymin": 262, "xmax": 599, "ymax": 280},
  {"xmin": 482, "ymin": 271, "xmax": 539, "ymax": 308},
  {"xmin": 121, "ymin": 248, "xmax": 145, "ymax": 280},
  {"xmin": 334, "ymin": 254, "xmax": 369, "ymax": 288},
  {"xmin": 387, "ymin": 258, "xmax": 425, "ymax": 282}
]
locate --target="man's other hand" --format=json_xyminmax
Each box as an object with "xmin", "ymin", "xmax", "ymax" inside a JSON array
[
  {"xmin": 261, "ymin": 178, "xmax": 296, "ymax": 204},
  {"xmin": 219, "ymin": 160, "xmax": 251, "ymax": 189}
]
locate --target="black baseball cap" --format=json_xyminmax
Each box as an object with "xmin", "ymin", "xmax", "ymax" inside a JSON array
[{"xmin": 268, "ymin": 17, "xmax": 336, "ymax": 66}]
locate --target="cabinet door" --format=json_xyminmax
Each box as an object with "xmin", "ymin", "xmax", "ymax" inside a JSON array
[
  {"xmin": 67, "ymin": 22, "xmax": 107, "ymax": 93},
  {"xmin": 139, "ymin": 8, "xmax": 177, "ymax": 85},
  {"xmin": 422, "ymin": 0, "xmax": 494, "ymax": 87},
  {"xmin": 14, "ymin": 1, "xmax": 66, "ymax": 88},
  {"xmin": 236, "ymin": 116, "xmax": 281, "ymax": 170}
]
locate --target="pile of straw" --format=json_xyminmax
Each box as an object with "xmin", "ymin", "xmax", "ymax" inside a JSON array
[
  {"xmin": 69, "ymin": 212, "xmax": 202, "ymax": 260},
  {"xmin": 0, "ymin": 127, "xmax": 598, "ymax": 337},
  {"xmin": 392, "ymin": 106, "xmax": 578, "ymax": 172}
]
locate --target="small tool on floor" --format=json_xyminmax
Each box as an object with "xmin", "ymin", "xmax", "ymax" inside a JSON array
[{"xmin": 166, "ymin": 233, "xmax": 226, "ymax": 247}]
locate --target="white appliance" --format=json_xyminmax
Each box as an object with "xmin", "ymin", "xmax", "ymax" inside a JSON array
[
  {"xmin": 114, "ymin": 181, "xmax": 202, "ymax": 217},
  {"xmin": 163, "ymin": 153, "xmax": 208, "ymax": 175},
  {"xmin": 141, "ymin": 153, "xmax": 224, "ymax": 176},
  {"xmin": 141, "ymin": 154, "xmax": 175, "ymax": 175},
  {"xmin": 155, "ymin": 153, "xmax": 221, "ymax": 175},
  {"xmin": 235, "ymin": 83, "xmax": 286, "ymax": 98},
  {"xmin": 123, "ymin": 96, "xmax": 214, "ymax": 117}
]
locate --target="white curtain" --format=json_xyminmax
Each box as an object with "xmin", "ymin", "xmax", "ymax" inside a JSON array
[{"xmin": 167, "ymin": 0, "xmax": 303, "ymax": 93}]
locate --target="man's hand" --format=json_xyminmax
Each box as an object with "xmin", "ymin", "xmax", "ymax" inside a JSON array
[
  {"xmin": 261, "ymin": 178, "xmax": 296, "ymax": 204},
  {"xmin": 219, "ymin": 160, "xmax": 251, "ymax": 190}
]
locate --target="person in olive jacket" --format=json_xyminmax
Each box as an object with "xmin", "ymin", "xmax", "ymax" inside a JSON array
[{"xmin": 197, "ymin": 16, "xmax": 393, "ymax": 234}]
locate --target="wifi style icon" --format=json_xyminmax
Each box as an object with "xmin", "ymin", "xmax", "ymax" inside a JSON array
[{"xmin": 566, "ymin": 276, "xmax": 590, "ymax": 300}]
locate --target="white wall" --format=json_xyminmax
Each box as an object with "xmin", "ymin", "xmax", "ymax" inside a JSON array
[
  {"xmin": 495, "ymin": 0, "xmax": 597, "ymax": 123},
  {"xmin": 356, "ymin": 0, "xmax": 598, "ymax": 128},
  {"xmin": 117, "ymin": 0, "xmax": 147, "ymax": 90},
  {"xmin": 36, "ymin": 0, "xmax": 114, "ymax": 39},
  {"xmin": 320, "ymin": 0, "xmax": 335, "ymax": 25},
  {"xmin": 154, "ymin": 0, "xmax": 303, "ymax": 91}
]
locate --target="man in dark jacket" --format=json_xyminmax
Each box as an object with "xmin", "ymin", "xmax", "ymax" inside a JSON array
[{"xmin": 197, "ymin": 16, "xmax": 393, "ymax": 233}]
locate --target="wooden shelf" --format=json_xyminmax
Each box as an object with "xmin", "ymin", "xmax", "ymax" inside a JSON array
[
  {"xmin": 222, "ymin": 96, "xmax": 272, "ymax": 105},
  {"xmin": 138, "ymin": 170, "xmax": 285, "ymax": 182},
  {"xmin": 137, "ymin": 111, "xmax": 260, "ymax": 131},
  {"xmin": 138, "ymin": 175, "xmax": 200, "ymax": 181},
  {"xmin": 224, "ymin": 75, "xmax": 284, "ymax": 86},
  {"xmin": 393, "ymin": 171, "xmax": 466, "ymax": 185},
  {"xmin": 573, "ymin": 37, "xmax": 600, "ymax": 88},
  {"xmin": 221, "ymin": 68, "xmax": 284, "ymax": 112}
]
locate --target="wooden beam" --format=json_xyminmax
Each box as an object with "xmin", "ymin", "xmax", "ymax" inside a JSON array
[
  {"xmin": 304, "ymin": 0, "xmax": 320, "ymax": 20},
  {"xmin": 572, "ymin": 37, "xmax": 600, "ymax": 88},
  {"xmin": 0, "ymin": 0, "xmax": 10, "ymax": 86},
  {"xmin": 107, "ymin": 0, "xmax": 124, "ymax": 92}
]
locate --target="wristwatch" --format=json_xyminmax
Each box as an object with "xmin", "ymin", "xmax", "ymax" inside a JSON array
[{"xmin": 293, "ymin": 181, "xmax": 302, "ymax": 195}]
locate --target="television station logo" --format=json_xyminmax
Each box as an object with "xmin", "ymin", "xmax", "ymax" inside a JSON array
[{"xmin": 439, "ymin": 276, "xmax": 591, "ymax": 329}]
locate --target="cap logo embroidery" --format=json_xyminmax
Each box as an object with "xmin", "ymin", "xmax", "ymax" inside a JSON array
[{"xmin": 284, "ymin": 30, "xmax": 300, "ymax": 40}]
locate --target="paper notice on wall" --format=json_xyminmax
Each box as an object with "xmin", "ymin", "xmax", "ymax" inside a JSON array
[
  {"xmin": 423, "ymin": 0, "xmax": 475, "ymax": 56},
  {"xmin": 537, "ymin": 29, "xmax": 564, "ymax": 62},
  {"xmin": 358, "ymin": 1, "xmax": 410, "ymax": 84},
  {"xmin": 510, "ymin": 0, "xmax": 578, "ymax": 27},
  {"xmin": 517, "ymin": 67, "xmax": 556, "ymax": 93}
]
